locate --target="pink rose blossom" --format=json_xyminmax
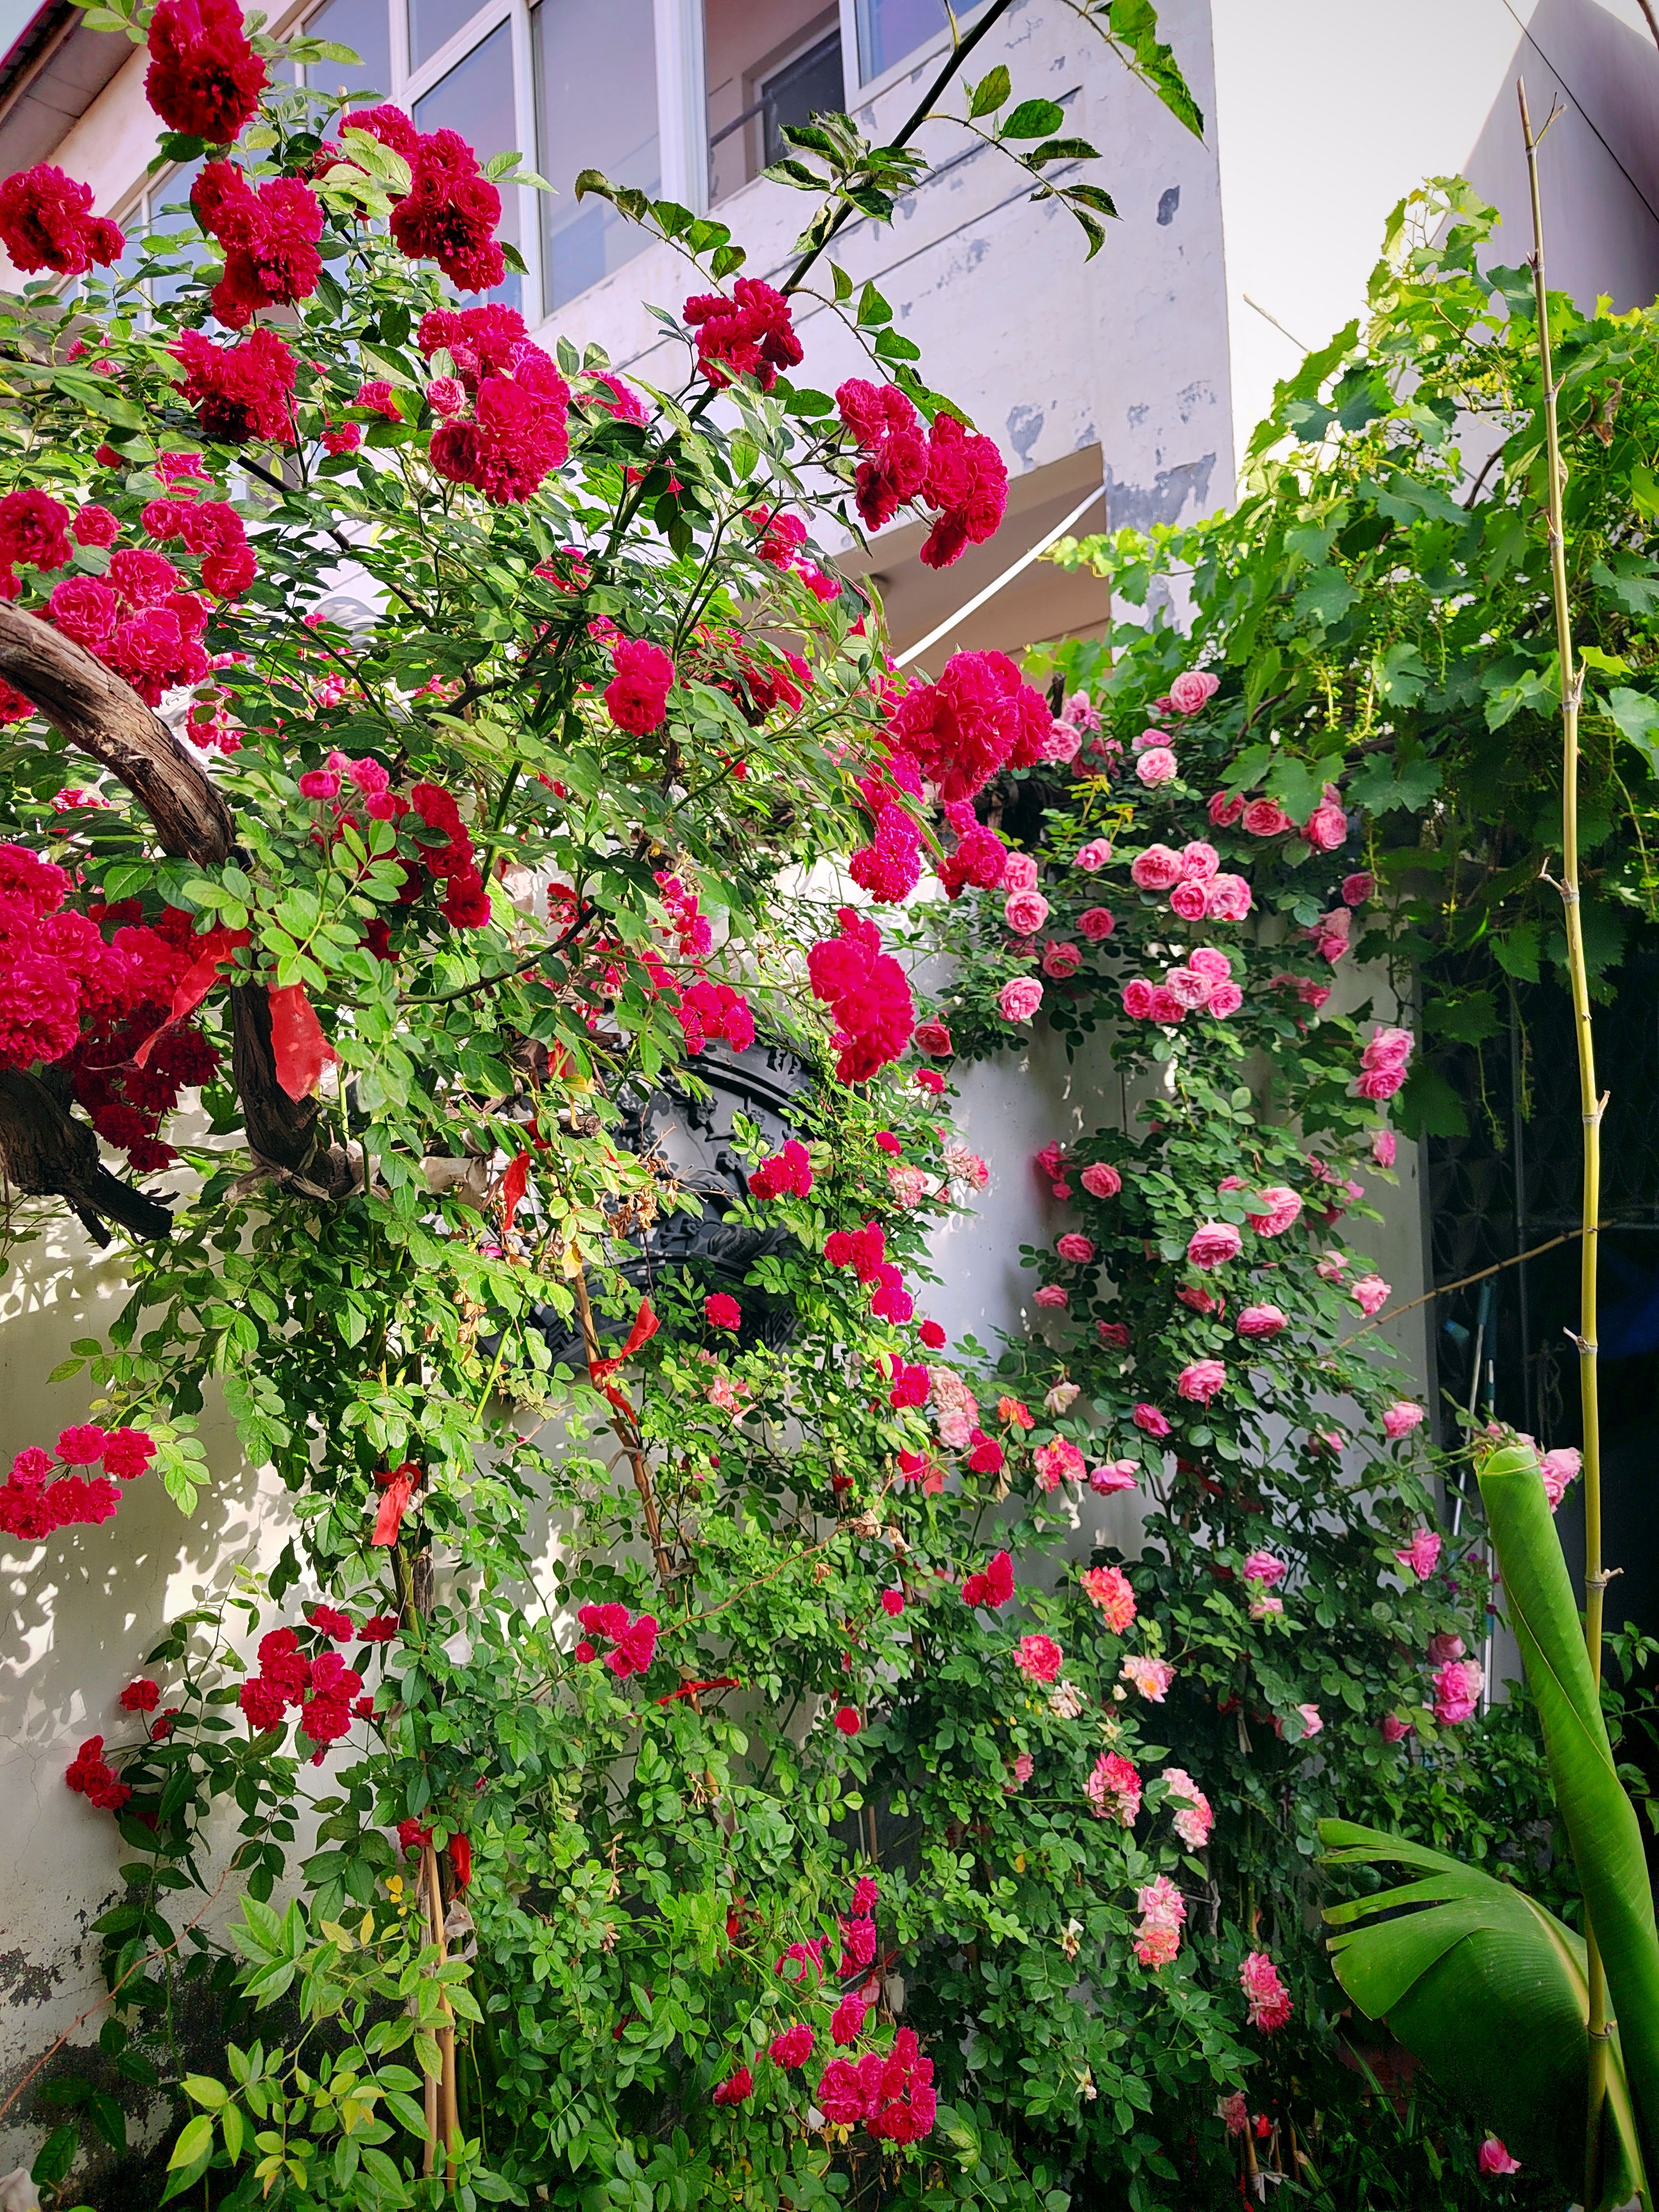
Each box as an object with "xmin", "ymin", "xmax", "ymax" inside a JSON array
[
  {"xmin": 1204, "ymin": 873, "xmax": 1252, "ymax": 922},
  {"xmin": 1082, "ymin": 1563, "xmax": 1136, "ymax": 1629},
  {"xmin": 1205, "ymin": 982, "xmax": 1244, "ymax": 1018},
  {"xmin": 1177, "ymin": 1359, "xmax": 1226, "ymax": 1406},
  {"xmin": 1239, "ymin": 1184, "xmax": 1302, "ymax": 1237},
  {"xmin": 1240, "ymin": 1950, "xmax": 1293, "ymax": 2031},
  {"xmin": 1062, "ymin": 689, "xmax": 1100, "ymax": 730},
  {"xmin": 1303, "ymin": 801, "xmax": 1347, "ymax": 852},
  {"xmin": 1342, "ymin": 871, "xmax": 1375, "ymax": 906},
  {"xmin": 1162, "ymin": 1766, "xmax": 1213, "ymax": 1846},
  {"xmin": 1362, "ymin": 1024, "xmax": 1414, "ymax": 1071},
  {"xmin": 1121, "ymin": 1654, "xmax": 1175, "ymax": 1701},
  {"xmin": 1478, "ymin": 2138, "xmax": 1521, "ymax": 2177},
  {"xmin": 1078, "ymin": 907, "xmax": 1114, "ymax": 941},
  {"xmin": 998, "ymin": 977, "xmax": 1043, "ymax": 1022},
  {"xmin": 1164, "ymin": 965, "xmax": 1210, "ymax": 1010},
  {"xmin": 1357, "ymin": 1066, "xmax": 1407, "ymax": 1101},
  {"xmin": 1136, "ymin": 746, "xmax": 1177, "ymax": 786},
  {"xmin": 1292, "ymin": 1703, "xmax": 1322, "ymax": 1738},
  {"xmin": 1169, "ymin": 879, "xmax": 1210, "ymax": 921},
  {"xmin": 1146, "ymin": 985, "xmax": 1188, "ymax": 1025},
  {"xmin": 1382, "ymin": 1402, "xmax": 1425, "ymax": 1440},
  {"xmin": 1209, "ymin": 790, "xmax": 1244, "ymax": 828},
  {"xmin": 1014, "ymin": 1632, "xmax": 1063, "ymax": 1683},
  {"xmin": 1249, "ymin": 1593, "xmax": 1284, "ymax": 1619},
  {"xmin": 1242, "ymin": 1550, "xmax": 1286, "ymax": 1587},
  {"xmin": 1056, "ymin": 1232, "xmax": 1096, "ymax": 1265},
  {"xmin": 1188, "ymin": 1221, "xmax": 1242, "ymax": 1270},
  {"xmin": 426, "ymin": 376, "xmax": 465, "ymax": 416},
  {"xmin": 1241, "ymin": 798, "xmax": 1292, "ymax": 837},
  {"xmin": 1121, "ymin": 979, "xmax": 1156, "ymax": 1019},
  {"xmin": 1396, "ymin": 1528, "xmax": 1442, "ymax": 1580},
  {"xmin": 1371, "ymin": 1129, "xmax": 1397, "ymax": 1169},
  {"xmin": 1236, "ymin": 1304, "xmax": 1286, "ymax": 1339},
  {"xmin": 1380, "ymin": 1715, "xmax": 1414, "ymax": 1743},
  {"xmin": 1042, "ymin": 939, "xmax": 1082, "ymax": 979},
  {"xmin": 1081, "ymin": 1162, "xmax": 1121, "ymax": 1198},
  {"xmin": 1085, "ymin": 1750, "xmax": 1142, "ymax": 1824},
  {"xmin": 1168, "ymin": 670, "xmax": 1219, "ymax": 714},
  {"xmin": 1032, "ymin": 1283, "xmax": 1069, "ymax": 1310},
  {"xmin": 1189, "ymin": 947, "xmax": 1232, "ymax": 982},
  {"xmin": 1131, "ymin": 1402, "xmax": 1171, "ymax": 1439},
  {"xmin": 1033, "ymin": 1437, "xmax": 1086, "ymax": 1491},
  {"xmin": 1350, "ymin": 1273, "xmax": 1390, "ymax": 1316},
  {"xmin": 1043, "ymin": 720, "xmax": 1082, "ymax": 764},
  {"xmin": 1133, "ymin": 727, "xmax": 1171, "ymax": 751},
  {"xmin": 1179, "ymin": 839, "xmax": 1219, "ymax": 880},
  {"xmin": 1541, "ymin": 1445, "xmax": 1581, "ymax": 1511},
  {"xmin": 1089, "ymin": 1459, "xmax": 1139, "ymax": 1494},
  {"xmin": 1427, "ymin": 1633, "xmax": 1466, "ymax": 1666},
  {"xmin": 1074, "ymin": 839, "xmax": 1112, "ymax": 871},
  {"xmin": 1433, "ymin": 1657, "xmax": 1482, "ymax": 1726},
  {"xmin": 1004, "ymin": 888, "xmax": 1050, "ymax": 934},
  {"xmin": 1129, "ymin": 844, "xmax": 1183, "ymax": 891},
  {"xmin": 1002, "ymin": 852, "xmax": 1039, "ymax": 892}
]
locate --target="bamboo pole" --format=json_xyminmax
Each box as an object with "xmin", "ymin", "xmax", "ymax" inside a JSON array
[
  {"xmin": 1518, "ymin": 78, "xmax": 1610, "ymax": 2209},
  {"xmin": 423, "ymin": 1841, "xmax": 460, "ymax": 2181}
]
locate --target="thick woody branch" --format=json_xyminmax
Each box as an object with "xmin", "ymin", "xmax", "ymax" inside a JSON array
[
  {"xmin": 0, "ymin": 1067, "xmax": 173, "ymax": 1243},
  {"xmin": 0, "ymin": 605, "xmax": 235, "ymax": 863}
]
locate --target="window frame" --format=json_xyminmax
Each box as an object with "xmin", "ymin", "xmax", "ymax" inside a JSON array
[{"xmin": 835, "ymin": 0, "xmax": 990, "ymax": 104}]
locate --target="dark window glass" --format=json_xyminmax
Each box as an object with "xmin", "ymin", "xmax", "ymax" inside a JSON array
[
  {"xmin": 303, "ymin": 0, "xmax": 393, "ymax": 101},
  {"xmin": 532, "ymin": 0, "xmax": 658, "ymax": 312},
  {"xmin": 760, "ymin": 28, "xmax": 841, "ymax": 168},
  {"xmin": 414, "ymin": 20, "xmax": 522, "ymax": 308},
  {"xmin": 854, "ymin": 0, "xmax": 949, "ymax": 83}
]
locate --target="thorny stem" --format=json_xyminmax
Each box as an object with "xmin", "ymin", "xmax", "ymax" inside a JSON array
[{"xmin": 1520, "ymin": 76, "xmax": 1608, "ymax": 2207}]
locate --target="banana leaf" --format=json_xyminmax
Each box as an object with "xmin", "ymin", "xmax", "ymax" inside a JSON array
[
  {"xmin": 1320, "ymin": 1818, "xmax": 1645, "ymax": 2210},
  {"xmin": 1479, "ymin": 1440, "xmax": 1659, "ymax": 2185}
]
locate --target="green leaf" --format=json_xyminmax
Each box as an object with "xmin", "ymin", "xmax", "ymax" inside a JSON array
[
  {"xmin": 1105, "ymin": 0, "xmax": 1204, "ymax": 137},
  {"xmin": 1477, "ymin": 1443, "xmax": 1659, "ymax": 2184},
  {"xmin": 1394, "ymin": 1060, "xmax": 1467, "ymax": 1141},
  {"xmin": 1373, "ymin": 640, "xmax": 1431, "ymax": 707},
  {"xmin": 168, "ymin": 2114, "xmax": 215, "ymax": 2171},
  {"xmin": 968, "ymin": 65, "xmax": 1010, "ymax": 116},
  {"xmin": 1320, "ymin": 1818, "xmax": 1645, "ymax": 2208},
  {"xmin": 999, "ymin": 99, "xmax": 1066, "ymax": 140},
  {"xmin": 1605, "ymin": 687, "xmax": 1659, "ymax": 776},
  {"xmin": 1491, "ymin": 920, "xmax": 1541, "ymax": 982}
]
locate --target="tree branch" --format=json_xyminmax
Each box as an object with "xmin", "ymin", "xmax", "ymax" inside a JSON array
[{"xmin": 0, "ymin": 606, "xmax": 235, "ymax": 863}]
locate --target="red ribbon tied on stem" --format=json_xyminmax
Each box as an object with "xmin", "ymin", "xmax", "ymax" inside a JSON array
[
  {"xmin": 499, "ymin": 1150, "xmax": 530, "ymax": 1245},
  {"xmin": 371, "ymin": 1460, "xmax": 423, "ymax": 1546},
  {"xmin": 269, "ymin": 982, "xmax": 339, "ymax": 1100},
  {"xmin": 132, "ymin": 925, "xmax": 252, "ymax": 1067},
  {"xmin": 588, "ymin": 1298, "xmax": 659, "ymax": 1418}
]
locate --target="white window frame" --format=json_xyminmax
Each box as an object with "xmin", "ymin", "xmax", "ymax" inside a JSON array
[{"xmin": 835, "ymin": 0, "xmax": 990, "ymax": 108}]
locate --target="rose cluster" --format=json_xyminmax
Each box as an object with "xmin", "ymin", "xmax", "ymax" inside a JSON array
[
  {"xmin": 0, "ymin": 1424, "xmax": 155, "ymax": 1539},
  {"xmin": 419, "ymin": 304, "xmax": 571, "ymax": 506},
  {"xmin": 836, "ymin": 378, "xmax": 1009, "ymax": 569}
]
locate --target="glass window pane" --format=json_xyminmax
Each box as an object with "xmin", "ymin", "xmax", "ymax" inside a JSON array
[
  {"xmin": 303, "ymin": 0, "xmax": 393, "ymax": 102},
  {"xmin": 760, "ymin": 29, "xmax": 841, "ymax": 169},
  {"xmin": 414, "ymin": 21, "xmax": 522, "ymax": 308},
  {"xmin": 141, "ymin": 156, "xmax": 205, "ymax": 310},
  {"xmin": 409, "ymin": 0, "xmax": 485, "ymax": 72},
  {"xmin": 532, "ymin": 0, "xmax": 658, "ymax": 312},
  {"xmin": 854, "ymin": 0, "xmax": 948, "ymax": 83}
]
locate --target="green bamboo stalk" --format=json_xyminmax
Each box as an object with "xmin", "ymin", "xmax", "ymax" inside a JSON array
[{"xmin": 1517, "ymin": 78, "xmax": 1610, "ymax": 2204}]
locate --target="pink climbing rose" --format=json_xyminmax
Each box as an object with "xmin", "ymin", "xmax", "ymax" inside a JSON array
[
  {"xmin": 1240, "ymin": 1951, "xmax": 1292, "ymax": 2031},
  {"xmin": 1396, "ymin": 1528, "xmax": 1442, "ymax": 1580}
]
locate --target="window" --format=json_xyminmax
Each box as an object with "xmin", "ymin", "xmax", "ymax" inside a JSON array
[
  {"xmin": 704, "ymin": 2, "xmax": 840, "ymax": 205},
  {"xmin": 300, "ymin": 0, "xmax": 392, "ymax": 99},
  {"xmin": 853, "ymin": 0, "xmax": 950, "ymax": 86},
  {"xmin": 531, "ymin": 0, "xmax": 659, "ymax": 312},
  {"xmin": 413, "ymin": 20, "xmax": 523, "ymax": 309}
]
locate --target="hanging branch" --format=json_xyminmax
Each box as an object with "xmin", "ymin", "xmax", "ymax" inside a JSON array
[{"xmin": 1519, "ymin": 75, "xmax": 1611, "ymax": 2209}]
